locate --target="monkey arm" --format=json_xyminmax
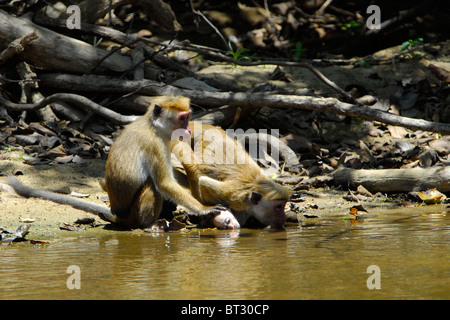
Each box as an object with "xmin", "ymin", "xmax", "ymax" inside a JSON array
[
  {"xmin": 171, "ymin": 140, "xmax": 202, "ymax": 200},
  {"xmin": 197, "ymin": 176, "xmax": 227, "ymax": 204},
  {"xmin": 153, "ymin": 144, "xmax": 226, "ymax": 215},
  {"xmin": 156, "ymin": 175, "xmax": 210, "ymax": 215}
]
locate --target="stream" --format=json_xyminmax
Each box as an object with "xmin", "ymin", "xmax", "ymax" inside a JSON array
[{"xmin": 1, "ymin": 205, "xmax": 449, "ymax": 300}]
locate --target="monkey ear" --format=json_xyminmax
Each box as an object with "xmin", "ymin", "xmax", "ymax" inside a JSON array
[
  {"xmin": 152, "ymin": 103, "xmax": 163, "ymax": 119},
  {"xmin": 249, "ymin": 191, "xmax": 262, "ymax": 205}
]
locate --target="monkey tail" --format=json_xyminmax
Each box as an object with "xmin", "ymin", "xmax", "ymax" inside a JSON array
[{"xmin": 7, "ymin": 176, "xmax": 116, "ymax": 224}]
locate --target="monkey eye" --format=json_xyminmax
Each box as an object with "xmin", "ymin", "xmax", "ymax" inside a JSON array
[{"xmin": 275, "ymin": 204, "xmax": 284, "ymax": 209}]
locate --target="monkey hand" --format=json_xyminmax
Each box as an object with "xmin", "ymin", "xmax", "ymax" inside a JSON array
[{"xmin": 210, "ymin": 205, "xmax": 240, "ymax": 230}]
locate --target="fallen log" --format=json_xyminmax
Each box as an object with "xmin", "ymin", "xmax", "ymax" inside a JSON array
[
  {"xmin": 0, "ymin": 10, "xmax": 132, "ymax": 73},
  {"xmin": 39, "ymin": 73, "xmax": 450, "ymax": 135},
  {"xmin": 332, "ymin": 166, "xmax": 450, "ymax": 193}
]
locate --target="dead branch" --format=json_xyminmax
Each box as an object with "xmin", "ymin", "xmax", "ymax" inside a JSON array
[
  {"xmin": 143, "ymin": 39, "xmax": 354, "ymax": 101},
  {"xmin": 31, "ymin": 14, "xmax": 353, "ymax": 98},
  {"xmin": 189, "ymin": 0, "xmax": 228, "ymax": 50},
  {"xmin": 0, "ymin": 93, "xmax": 137, "ymax": 125},
  {"xmin": 317, "ymin": 0, "xmax": 334, "ymax": 15},
  {"xmin": 0, "ymin": 30, "xmax": 38, "ymax": 64},
  {"xmin": 39, "ymin": 73, "xmax": 450, "ymax": 135},
  {"xmin": 16, "ymin": 61, "xmax": 59, "ymax": 122},
  {"xmin": 243, "ymin": 132, "xmax": 300, "ymax": 169},
  {"xmin": 130, "ymin": 0, "xmax": 182, "ymax": 32}
]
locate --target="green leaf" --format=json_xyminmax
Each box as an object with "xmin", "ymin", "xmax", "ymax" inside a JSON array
[{"xmin": 400, "ymin": 41, "xmax": 411, "ymax": 51}]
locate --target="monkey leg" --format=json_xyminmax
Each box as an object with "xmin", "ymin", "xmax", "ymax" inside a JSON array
[{"xmin": 116, "ymin": 179, "xmax": 163, "ymax": 229}]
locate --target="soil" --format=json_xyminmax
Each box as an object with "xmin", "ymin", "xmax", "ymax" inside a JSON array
[{"xmin": 0, "ymin": 151, "xmax": 108, "ymax": 240}]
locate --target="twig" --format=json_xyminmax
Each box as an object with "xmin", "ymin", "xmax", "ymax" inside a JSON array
[
  {"xmin": 189, "ymin": 0, "xmax": 229, "ymax": 50},
  {"xmin": 140, "ymin": 39, "xmax": 354, "ymax": 102},
  {"xmin": 33, "ymin": 17, "xmax": 345, "ymax": 95},
  {"xmin": 0, "ymin": 93, "xmax": 138, "ymax": 125},
  {"xmin": 88, "ymin": 38, "xmax": 141, "ymax": 74},
  {"xmin": 317, "ymin": 0, "xmax": 334, "ymax": 15},
  {"xmin": 311, "ymin": 44, "xmax": 424, "ymax": 66}
]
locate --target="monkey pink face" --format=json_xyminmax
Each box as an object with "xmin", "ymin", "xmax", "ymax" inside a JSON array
[
  {"xmin": 270, "ymin": 200, "xmax": 287, "ymax": 229},
  {"xmin": 169, "ymin": 111, "xmax": 191, "ymax": 142},
  {"xmin": 250, "ymin": 193, "xmax": 287, "ymax": 229},
  {"xmin": 212, "ymin": 209, "xmax": 240, "ymax": 229},
  {"xmin": 176, "ymin": 111, "xmax": 191, "ymax": 141}
]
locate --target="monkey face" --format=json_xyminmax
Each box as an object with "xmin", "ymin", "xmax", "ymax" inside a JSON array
[
  {"xmin": 166, "ymin": 110, "xmax": 191, "ymax": 141},
  {"xmin": 153, "ymin": 105, "xmax": 192, "ymax": 141},
  {"xmin": 270, "ymin": 200, "xmax": 287, "ymax": 229},
  {"xmin": 250, "ymin": 192, "xmax": 287, "ymax": 228},
  {"xmin": 211, "ymin": 208, "xmax": 240, "ymax": 229},
  {"xmin": 176, "ymin": 111, "xmax": 192, "ymax": 141}
]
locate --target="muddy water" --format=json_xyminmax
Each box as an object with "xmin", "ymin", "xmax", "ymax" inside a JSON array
[{"xmin": 0, "ymin": 206, "xmax": 449, "ymax": 300}]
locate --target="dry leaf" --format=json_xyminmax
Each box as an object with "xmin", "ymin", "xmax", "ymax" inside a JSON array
[
  {"xmin": 60, "ymin": 223, "xmax": 86, "ymax": 231},
  {"xmin": 417, "ymin": 188, "xmax": 446, "ymax": 204},
  {"xmin": 387, "ymin": 125, "xmax": 408, "ymax": 138},
  {"xmin": 349, "ymin": 204, "xmax": 368, "ymax": 215},
  {"xmin": 14, "ymin": 224, "xmax": 30, "ymax": 237},
  {"xmin": 28, "ymin": 122, "xmax": 56, "ymax": 136},
  {"xmin": 143, "ymin": 219, "xmax": 169, "ymax": 233},
  {"xmin": 39, "ymin": 144, "xmax": 67, "ymax": 158},
  {"xmin": 29, "ymin": 240, "xmax": 49, "ymax": 245},
  {"xmin": 168, "ymin": 219, "xmax": 186, "ymax": 231},
  {"xmin": 358, "ymin": 140, "xmax": 376, "ymax": 166},
  {"xmin": 55, "ymin": 155, "xmax": 74, "ymax": 163}
]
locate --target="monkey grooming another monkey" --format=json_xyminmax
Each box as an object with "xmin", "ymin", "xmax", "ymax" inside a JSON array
[
  {"xmin": 172, "ymin": 122, "xmax": 290, "ymax": 229},
  {"xmin": 8, "ymin": 96, "xmax": 239, "ymax": 230}
]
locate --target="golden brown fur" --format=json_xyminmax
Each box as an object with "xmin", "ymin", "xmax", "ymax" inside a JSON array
[
  {"xmin": 172, "ymin": 122, "xmax": 290, "ymax": 227},
  {"xmin": 154, "ymin": 96, "xmax": 190, "ymax": 112},
  {"xmin": 105, "ymin": 96, "xmax": 238, "ymax": 229}
]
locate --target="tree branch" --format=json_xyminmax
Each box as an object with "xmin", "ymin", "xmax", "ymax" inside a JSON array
[
  {"xmin": 142, "ymin": 39, "xmax": 354, "ymax": 102},
  {"xmin": 35, "ymin": 73, "xmax": 450, "ymax": 135},
  {"xmin": 0, "ymin": 93, "xmax": 137, "ymax": 125}
]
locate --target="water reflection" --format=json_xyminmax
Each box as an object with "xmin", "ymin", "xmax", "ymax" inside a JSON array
[{"xmin": 0, "ymin": 207, "xmax": 449, "ymax": 299}]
